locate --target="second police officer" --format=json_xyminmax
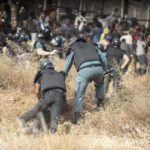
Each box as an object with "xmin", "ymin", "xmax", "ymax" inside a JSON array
[
  {"xmin": 105, "ymin": 38, "xmax": 130, "ymax": 92},
  {"xmin": 63, "ymin": 37, "xmax": 107, "ymax": 124}
]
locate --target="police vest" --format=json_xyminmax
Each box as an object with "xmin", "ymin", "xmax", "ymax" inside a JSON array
[
  {"xmin": 71, "ymin": 42, "xmax": 100, "ymax": 71},
  {"xmin": 40, "ymin": 69, "xmax": 66, "ymax": 93},
  {"xmin": 106, "ymin": 46, "xmax": 123, "ymax": 69}
]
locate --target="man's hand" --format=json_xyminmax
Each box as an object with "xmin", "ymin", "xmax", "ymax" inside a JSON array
[{"xmin": 50, "ymin": 50, "xmax": 58, "ymax": 55}]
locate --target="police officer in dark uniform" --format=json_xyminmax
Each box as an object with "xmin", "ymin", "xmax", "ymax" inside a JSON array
[
  {"xmin": 17, "ymin": 59, "xmax": 66, "ymax": 133},
  {"xmin": 18, "ymin": 28, "xmax": 31, "ymax": 42},
  {"xmin": 105, "ymin": 38, "xmax": 130, "ymax": 92},
  {"xmin": 34, "ymin": 33, "xmax": 57, "ymax": 58},
  {"xmin": 63, "ymin": 38, "xmax": 107, "ymax": 124}
]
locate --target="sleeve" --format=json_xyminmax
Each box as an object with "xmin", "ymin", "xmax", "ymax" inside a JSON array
[
  {"xmin": 35, "ymin": 42, "xmax": 43, "ymax": 49},
  {"xmin": 97, "ymin": 48, "xmax": 108, "ymax": 71},
  {"xmin": 33, "ymin": 70, "xmax": 42, "ymax": 84},
  {"xmin": 63, "ymin": 51, "xmax": 74, "ymax": 76}
]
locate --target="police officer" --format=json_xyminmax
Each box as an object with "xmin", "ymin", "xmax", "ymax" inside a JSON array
[
  {"xmin": 51, "ymin": 36, "xmax": 65, "ymax": 58},
  {"xmin": 34, "ymin": 33, "xmax": 57, "ymax": 58},
  {"xmin": 63, "ymin": 38, "xmax": 107, "ymax": 124},
  {"xmin": 18, "ymin": 28, "xmax": 31, "ymax": 43},
  {"xmin": 105, "ymin": 38, "xmax": 130, "ymax": 92},
  {"xmin": 17, "ymin": 59, "xmax": 66, "ymax": 133}
]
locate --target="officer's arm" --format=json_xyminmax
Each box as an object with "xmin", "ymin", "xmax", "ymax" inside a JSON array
[
  {"xmin": 36, "ymin": 42, "xmax": 55, "ymax": 56},
  {"xmin": 97, "ymin": 48, "xmax": 108, "ymax": 71},
  {"xmin": 63, "ymin": 51, "xmax": 74, "ymax": 77},
  {"xmin": 121, "ymin": 54, "xmax": 130, "ymax": 70}
]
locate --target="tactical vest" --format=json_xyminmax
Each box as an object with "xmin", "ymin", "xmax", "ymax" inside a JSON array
[
  {"xmin": 106, "ymin": 46, "xmax": 123, "ymax": 69},
  {"xmin": 71, "ymin": 42, "xmax": 100, "ymax": 71},
  {"xmin": 40, "ymin": 69, "xmax": 66, "ymax": 93}
]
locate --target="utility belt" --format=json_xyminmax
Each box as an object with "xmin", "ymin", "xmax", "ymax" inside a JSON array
[
  {"xmin": 79, "ymin": 64, "xmax": 101, "ymax": 71},
  {"xmin": 42, "ymin": 88, "xmax": 66, "ymax": 95}
]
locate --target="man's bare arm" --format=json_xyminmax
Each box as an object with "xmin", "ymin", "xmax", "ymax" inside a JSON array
[
  {"xmin": 121, "ymin": 54, "xmax": 130, "ymax": 69},
  {"xmin": 37, "ymin": 48, "xmax": 57, "ymax": 56}
]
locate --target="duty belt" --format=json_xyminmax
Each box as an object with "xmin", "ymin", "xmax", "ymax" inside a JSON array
[{"xmin": 80, "ymin": 64, "xmax": 101, "ymax": 70}]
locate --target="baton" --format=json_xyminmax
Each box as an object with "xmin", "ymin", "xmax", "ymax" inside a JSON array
[{"xmin": 104, "ymin": 69, "xmax": 115, "ymax": 75}]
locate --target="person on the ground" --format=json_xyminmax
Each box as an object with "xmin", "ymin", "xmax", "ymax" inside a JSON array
[{"xmin": 17, "ymin": 59, "xmax": 66, "ymax": 134}]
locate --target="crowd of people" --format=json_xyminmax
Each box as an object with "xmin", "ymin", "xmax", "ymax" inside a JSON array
[
  {"xmin": 0, "ymin": 2, "xmax": 150, "ymax": 74},
  {"xmin": 0, "ymin": 1, "xmax": 150, "ymax": 134}
]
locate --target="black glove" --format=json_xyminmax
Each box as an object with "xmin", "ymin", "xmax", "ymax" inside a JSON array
[{"xmin": 34, "ymin": 70, "xmax": 42, "ymax": 84}]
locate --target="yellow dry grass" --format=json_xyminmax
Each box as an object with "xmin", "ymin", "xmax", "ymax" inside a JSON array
[{"xmin": 0, "ymin": 58, "xmax": 150, "ymax": 150}]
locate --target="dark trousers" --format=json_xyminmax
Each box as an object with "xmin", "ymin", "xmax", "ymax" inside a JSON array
[
  {"xmin": 20, "ymin": 89, "xmax": 65, "ymax": 129},
  {"xmin": 105, "ymin": 70, "xmax": 121, "ymax": 93},
  {"xmin": 33, "ymin": 109, "xmax": 51, "ymax": 130}
]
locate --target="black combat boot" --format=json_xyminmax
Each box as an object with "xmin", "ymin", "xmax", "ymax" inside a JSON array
[
  {"xmin": 50, "ymin": 120, "xmax": 58, "ymax": 134},
  {"xmin": 97, "ymin": 99, "xmax": 104, "ymax": 112},
  {"xmin": 73, "ymin": 112, "xmax": 81, "ymax": 124},
  {"xmin": 16, "ymin": 117, "xmax": 28, "ymax": 128},
  {"xmin": 50, "ymin": 128, "xmax": 57, "ymax": 134},
  {"xmin": 16, "ymin": 117, "xmax": 32, "ymax": 134}
]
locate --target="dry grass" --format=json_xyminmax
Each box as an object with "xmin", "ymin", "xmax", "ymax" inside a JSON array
[{"xmin": 0, "ymin": 58, "xmax": 150, "ymax": 150}]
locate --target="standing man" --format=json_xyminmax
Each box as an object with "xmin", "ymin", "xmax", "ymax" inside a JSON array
[
  {"xmin": 105, "ymin": 38, "xmax": 130, "ymax": 92},
  {"xmin": 17, "ymin": 59, "xmax": 66, "ymax": 133},
  {"xmin": 63, "ymin": 38, "xmax": 107, "ymax": 124},
  {"xmin": 135, "ymin": 36, "xmax": 147, "ymax": 75},
  {"xmin": 74, "ymin": 12, "xmax": 87, "ymax": 33}
]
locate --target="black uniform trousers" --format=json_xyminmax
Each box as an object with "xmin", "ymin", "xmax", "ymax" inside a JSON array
[
  {"xmin": 105, "ymin": 69, "xmax": 121, "ymax": 92},
  {"xmin": 20, "ymin": 89, "xmax": 65, "ymax": 129}
]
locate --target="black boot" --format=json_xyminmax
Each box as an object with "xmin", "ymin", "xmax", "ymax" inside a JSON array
[
  {"xmin": 50, "ymin": 128, "xmax": 57, "ymax": 134},
  {"xmin": 97, "ymin": 99, "xmax": 104, "ymax": 112},
  {"xmin": 16, "ymin": 117, "xmax": 28, "ymax": 128},
  {"xmin": 73, "ymin": 112, "xmax": 81, "ymax": 124},
  {"xmin": 50, "ymin": 120, "xmax": 58, "ymax": 134}
]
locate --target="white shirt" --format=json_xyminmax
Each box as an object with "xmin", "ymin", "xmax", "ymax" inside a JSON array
[
  {"xmin": 136, "ymin": 40, "xmax": 146, "ymax": 56},
  {"xmin": 74, "ymin": 15, "xmax": 86, "ymax": 30},
  {"xmin": 120, "ymin": 34, "xmax": 133, "ymax": 45}
]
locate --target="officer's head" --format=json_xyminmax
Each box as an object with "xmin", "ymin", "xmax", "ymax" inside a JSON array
[
  {"xmin": 40, "ymin": 59, "xmax": 54, "ymax": 70},
  {"xmin": 76, "ymin": 38, "xmax": 86, "ymax": 43},
  {"xmin": 51, "ymin": 36, "xmax": 63, "ymax": 47},
  {"xmin": 112, "ymin": 38, "xmax": 121, "ymax": 47}
]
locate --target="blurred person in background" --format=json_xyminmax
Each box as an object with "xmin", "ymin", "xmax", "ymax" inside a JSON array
[
  {"xmin": 105, "ymin": 38, "xmax": 130, "ymax": 92},
  {"xmin": 18, "ymin": 6, "xmax": 28, "ymax": 28},
  {"xmin": 135, "ymin": 35, "xmax": 147, "ymax": 75},
  {"xmin": 74, "ymin": 11, "xmax": 87, "ymax": 33}
]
